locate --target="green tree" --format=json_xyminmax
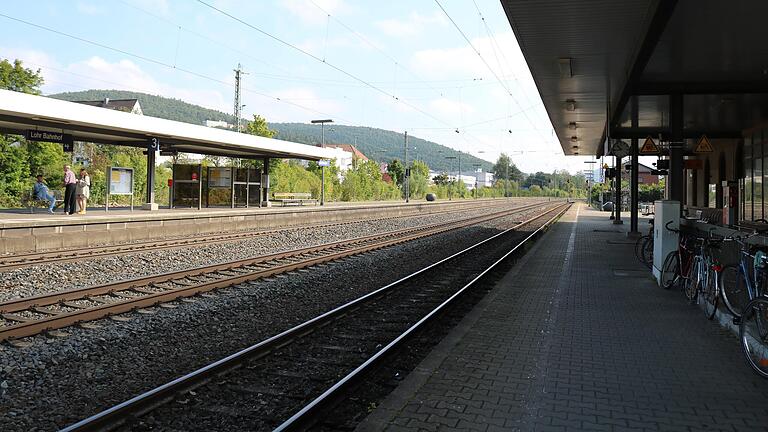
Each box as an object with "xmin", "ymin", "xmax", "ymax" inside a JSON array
[
  {"xmin": 0, "ymin": 59, "xmax": 44, "ymax": 94},
  {"xmin": 493, "ymin": 153, "xmax": 524, "ymax": 183},
  {"xmin": 433, "ymin": 172, "xmax": 449, "ymax": 186},
  {"xmin": 0, "ymin": 138, "xmax": 30, "ymax": 206},
  {"xmin": 245, "ymin": 114, "xmax": 276, "ymax": 138},
  {"xmin": 387, "ymin": 159, "xmax": 405, "ymax": 186}
]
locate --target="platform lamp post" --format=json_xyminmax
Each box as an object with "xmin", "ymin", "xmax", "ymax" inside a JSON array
[
  {"xmin": 404, "ymin": 131, "xmax": 409, "ymax": 203},
  {"xmin": 311, "ymin": 119, "xmax": 333, "ymax": 206}
]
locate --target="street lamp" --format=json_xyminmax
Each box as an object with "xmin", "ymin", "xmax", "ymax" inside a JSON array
[{"xmin": 311, "ymin": 119, "xmax": 333, "ymax": 205}]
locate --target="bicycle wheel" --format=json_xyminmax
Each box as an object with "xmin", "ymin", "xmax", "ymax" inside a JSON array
[
  {"xmin": 641, "ymin": 237, "xmax": 654, "ymax": 269},
  {"xmin": 635, "ymin": 235, "xmax": 649, "ymax": 264},
  {"xmin": 721, "ymin": 265, "xmax": 749, "ymax": 318},
  {"xmin": 739, "ymin": 297, "xmax": 768, "ymax": 378},
  {"xmin": 684, "ymin": 256, "xmax": 701, "ymax": 303},
  {"xmin": 660, "ymin": 251, "xmax": 679, "ymax": 289},
  {"xmin": 702, "ymin": 266, "xmax": 719, "ymax": 320}
]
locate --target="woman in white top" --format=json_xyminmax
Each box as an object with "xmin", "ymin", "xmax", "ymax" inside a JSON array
[{"xmin": 76, "ymin": 168, "xmax": 91, "ymax": 214}]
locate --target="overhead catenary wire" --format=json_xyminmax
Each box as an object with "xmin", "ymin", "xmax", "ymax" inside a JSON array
[
  {"xmin": 0, "ymin": 12, "xmax": 349, "ymax": 122},
  {"xmin": 433, "ymin": 0, "xmax": 552, "ymax": 146},
  {"xmin": 195, "ymin": 0, "xmax": 464, "ymax": 132}
]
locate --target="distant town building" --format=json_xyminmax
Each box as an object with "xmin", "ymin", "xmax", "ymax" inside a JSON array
[
  {"xmin": 323, "ymin": 144, "xmax": 368, "ymax": 174},
  {"xmin": 621, "ymin": 162, "xmax": 660, "ymax": 184},
  {"xmin": 475, "ymin": 171, "xmax": 495, "ymax": 187},
  {"xmin": 204, "ymin": 120, "xmax": 232, "ymax": 129},
  {"xmin": 75, "ymin": 98, "xmax": 143, "ymax": 115}
]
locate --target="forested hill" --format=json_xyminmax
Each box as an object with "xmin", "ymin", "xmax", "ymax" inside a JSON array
[
  {"xmin": 49, "ymin": 89, "xmax": 493, "ymax": 172},
  {"xmin": 51, "ymin": 90, "xmax": 236, "ymax": 125}
]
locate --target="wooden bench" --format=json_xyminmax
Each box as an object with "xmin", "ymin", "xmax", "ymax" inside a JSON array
[
  {"xmin": 273, "ymin": 192, "xmax": 318, "ymax": 206},
  {"xmin": 22, "ymin": 190, "xmax": 65, "ymax": 214}
]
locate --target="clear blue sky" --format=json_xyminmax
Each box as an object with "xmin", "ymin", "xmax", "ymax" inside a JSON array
[{"xmin": 0, "ymin": 0, "xmax": 595, "ymax": 174}]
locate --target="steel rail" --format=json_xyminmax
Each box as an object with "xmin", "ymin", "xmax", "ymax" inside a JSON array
[
  {"xmin": 0, "ymin": 202, "xmax": 552, "ymax": 341},
  {"xmin": 275, "ymin": 202, "xmax": 571, "ymax": 431},
  {"xmin": 58, "ymin": 202, "xmax": 570, "ymax": 432},
  {"xmin": 0, "ymin": 202, "xmax": 520, "ymax": 270}
]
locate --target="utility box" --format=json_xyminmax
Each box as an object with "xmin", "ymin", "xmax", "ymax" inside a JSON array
[{"xmin": 653, "ymin": 200, "xmax": 680, "ymax": 285}]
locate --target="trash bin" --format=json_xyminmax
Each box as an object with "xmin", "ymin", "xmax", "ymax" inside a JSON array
[
  {"xmin": 602, "ymin": 201, "xmax": 614, "ymax": 211},
  {"xmin": 425, "ymin": 193, "xmax": 436, "ymax": 202}
]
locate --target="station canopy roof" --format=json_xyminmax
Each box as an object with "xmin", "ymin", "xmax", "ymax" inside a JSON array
[
  {"xmin": 501, "ymin": 0, "xmax": 768, "ymax": 157},
  {"xmin": 0, "ymin": 89, "xmax": 337, "ymax": 160}
]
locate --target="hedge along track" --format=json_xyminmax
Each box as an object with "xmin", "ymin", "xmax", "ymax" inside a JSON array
[
  {"xmin": 0, "ymin": 200, "xmax": 542, "ymax": 271},
  {"xmin": 59, "ymin": 202, "xmax": 572, "ymax": 432},
  {"xmin": 0, "ymin": 201, "xmax": 560, "ymax": 342}
]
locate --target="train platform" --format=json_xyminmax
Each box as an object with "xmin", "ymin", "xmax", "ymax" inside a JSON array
[
  {"xmin": 358, "ymin": 203, "xmax": 768, "ymax": 431},
  {"xmin": 0, "ymin": 198, "xmax": 525, "ymax": 254}
]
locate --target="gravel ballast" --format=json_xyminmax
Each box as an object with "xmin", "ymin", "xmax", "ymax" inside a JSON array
[
  {"xmin": 0, "ymin": 203, "xmax": 556, "ymax": 431},
  {"xmin": 0, "ymin": 201, "xmax": 544, "ymax": 303}
]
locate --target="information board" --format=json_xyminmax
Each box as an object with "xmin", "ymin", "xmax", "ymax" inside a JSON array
[
  {"xmin": 109, "ymin": 167, "xmax": 134, "ymax": 195},
  {"xmin": 208, "ymin": 167, "xmax": 232, "ymax": 188}
]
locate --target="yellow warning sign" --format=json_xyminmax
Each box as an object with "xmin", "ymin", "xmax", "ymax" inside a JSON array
[
  {"xmin": 639, "ymin": 136, "xmax": 659, "ymax": 154},
  {"xmin": 695, "ymin": 135, "xmax": 714, "ymax": 153}
]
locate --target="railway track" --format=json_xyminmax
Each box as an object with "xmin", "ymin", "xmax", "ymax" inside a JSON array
[
  {"xmin": 0, "ymin": 200, "xmax": 534, "ymax": 271},
  {"xmin": 59, "ymin": 201, "xmax": 571, "ymax": 432},
  {"xmin": 0, "ymin": 201, "xmax": 555, "ymax": 342}
]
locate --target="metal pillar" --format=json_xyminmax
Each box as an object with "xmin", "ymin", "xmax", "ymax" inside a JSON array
[
  {"xmin": 145, "ymin": 145, "xmax": 157, "ymax": 210},
  {"xmin": 262, "ymin": 157, "xmax": 270, "ymax": 207},
  {"xmin": 321, "ymin": 124, "xmax": 325, "ymax": 206},
  {"xmin": 669, "ymin": 93, "xmax": 684, "ymax": 208},
  {"xmin": 613, "ymin": 154, "xmax": 623, "ymax": 224},
  {"xmin": 630, "ymin": 96, "xmax": 639, "ymax": 233},
  {"xmin": 404, "ymin": 131, "xmax": 409, "ymax": 203}
]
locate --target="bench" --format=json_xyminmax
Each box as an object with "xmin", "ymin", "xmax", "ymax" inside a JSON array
[
  {"xmin": 22, "ymin": 190, "xmax": 65, "ymax": 214},
  {"xmin": 273, "ymin": 192, "xmax": 318, "ymax": 206}
]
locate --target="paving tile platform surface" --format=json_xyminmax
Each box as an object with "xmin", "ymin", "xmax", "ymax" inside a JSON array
[{"xmin": 358, "ymin": 203, "xmax": 768, "ymax": 432}]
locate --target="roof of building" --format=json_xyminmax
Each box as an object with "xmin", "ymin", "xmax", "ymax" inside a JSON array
[
  {"xmin": 0, "ymin": 90, "xmax": 335, "ymax": 160},
  {"xmin": 325, "ymin": 143, "xmax": 369, "ymax": 160},
  {"xmin": 501, "ymin": 0, "xmax": 767, "ymax": 156},
  {"xmin": 75, "ymin": 98, "xmax": 141, "ymax": 112}
]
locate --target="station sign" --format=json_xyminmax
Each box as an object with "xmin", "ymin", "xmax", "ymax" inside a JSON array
[
  {"xmin": 639, "ymin": 136, "xmax": 660, "ymax": 155},
  {"xmin": 26, "ymin": 129, "xmax": 74, "ymax": 152},
  {"xmin": 26, "ymin": 129, "xmax": 73, "ymax": 144},
  {"xmin": 318, "ymin": 159, "xmax": 331, "ymax": 167}
]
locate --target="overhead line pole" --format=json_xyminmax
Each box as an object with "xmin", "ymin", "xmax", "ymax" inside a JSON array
[{"xmin": 404, "ymin": 131, "xmax": 409, "ymax": 203}]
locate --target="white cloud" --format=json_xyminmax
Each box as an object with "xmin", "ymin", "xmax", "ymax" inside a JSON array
[
  {"xmin": 123, "ymin": 0, "xmax": 170, "ymax": 15},
  {"xmin": 429, "ymin": 97, "xmax": 474, "ymax": 117},
  {"xmin": 375, "ymin": 11, "xmax": 446, "ymax": 37},
  {"xmin": 279, "ymin": 0, "xmax": 345, "ymax": 25},
  {"xmin": 76, "ymin": 1, "xmax": 102, "ymax": 15}
]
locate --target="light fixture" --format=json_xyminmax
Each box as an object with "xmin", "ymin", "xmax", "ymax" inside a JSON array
[
  {"xmin": 572, "ymin": 145, "xmax": 579, "ymax": 149},
  {"xmin": 574, "ymin": 151, "xmax": 579, "ymax": 155},
  {"xmin": 558, "ymin": 58, "xmax": 573, "ymax": 78},
  {"xmin": 568, "ymin": 122, "xmax": 577, "ymax": 130},
  {"xmin": 570, "ymin": 136, "xmax": 578, "ymax": 142},
  {"xmin": 565, "ymin": 99, "xmax": 576, "ymax": 111}
]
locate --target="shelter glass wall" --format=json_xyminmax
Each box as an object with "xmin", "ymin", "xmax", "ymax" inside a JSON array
[{"xmin": 741, "ymin": 129, "xmax": 768, "ymax": 222}]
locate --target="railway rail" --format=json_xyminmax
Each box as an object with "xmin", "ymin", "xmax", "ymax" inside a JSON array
[
  {"xmin": 0, "ymin": 201, "xmax": 533, "ymax": 271},
  {"xmin": 59, "ymin": 201, "xmax": 571, "ymax": 432},
  {"xmin": 0, "ymin": 201, "xmax": 556, "ymax": 342}
]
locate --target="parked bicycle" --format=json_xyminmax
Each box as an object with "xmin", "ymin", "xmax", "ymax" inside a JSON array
[
  {"xmin": 635, "ymin": 217, "xmax": 654, "ymax": 269},
  {"xmin": 718, "ymin": 232, "xmax": 768, "ymax": 377}
]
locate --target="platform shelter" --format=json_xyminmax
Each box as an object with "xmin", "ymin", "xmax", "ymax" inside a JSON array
[
  {"xmin": 502, "ymin": 0, "xmax": 768, "ymax": 233},
  {"xmin": 0, "ymin": 89, "xmax": 335, "ymax": 210}
]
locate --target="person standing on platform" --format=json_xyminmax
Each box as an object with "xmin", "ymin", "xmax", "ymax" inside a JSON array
[
  {"xmin": 33, "ymin": 174, "xmax": 56, "ymax": 214},
  {"xmin": 76, "ymin": 168, "xmax": 91, "ymax": 215},
  {"xmin": 62, "ymin": 165, "xmax": 77, "ymax": 215}
]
